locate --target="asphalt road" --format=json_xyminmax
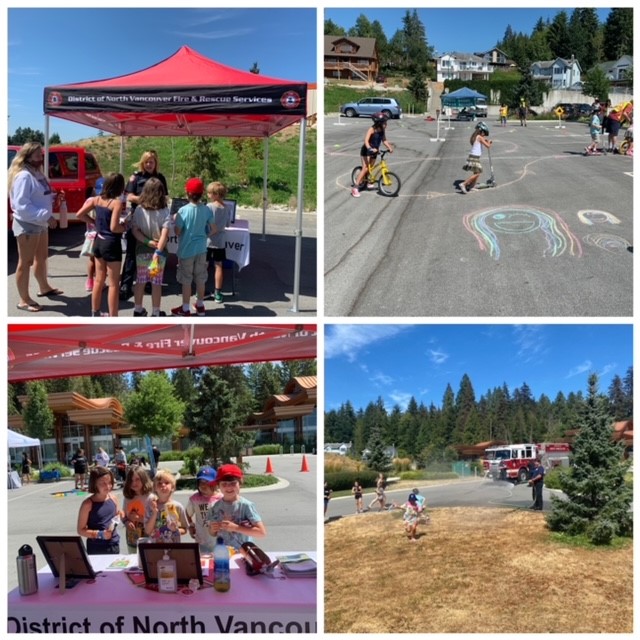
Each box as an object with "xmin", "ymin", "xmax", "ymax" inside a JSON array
[
  {"xmin": 325, "ymin": 115, "xmax": 633, "ymax": 317},
  {"xmin": 7, "ymin": 454, "xmax": 316, "ymax": 592},
  {"xmin": 325, "ymin": 477, "xmax": 551, "ymax": 521},
  {"xmin": 8, "ymin": 207, "xmax": 317, "ymax": 317}
]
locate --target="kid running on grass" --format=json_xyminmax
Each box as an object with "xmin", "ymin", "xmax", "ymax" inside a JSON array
[{"xmin": 459, "ymin": 122, "xmax": 492, "ymax": 193}]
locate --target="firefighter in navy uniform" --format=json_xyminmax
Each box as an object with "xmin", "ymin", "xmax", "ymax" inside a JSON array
[{"xmin": 528, "ymin": 457, "xmax": 545, "ymax": 510}]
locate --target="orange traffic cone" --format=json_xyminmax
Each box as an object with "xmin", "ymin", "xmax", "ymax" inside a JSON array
[
  {"xmin": 265, "ymin": 457, "xmax": 274, "ymax": 474},
  {"xmin": 300, "ymin": 455, "xmax": 309, "ymax": 472}
]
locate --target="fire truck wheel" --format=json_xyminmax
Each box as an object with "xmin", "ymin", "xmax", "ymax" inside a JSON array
[{"xmin": 518, "ymin": 468, "xmax": 529, "ymax": 484}]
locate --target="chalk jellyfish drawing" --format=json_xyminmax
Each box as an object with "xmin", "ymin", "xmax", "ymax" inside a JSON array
[
  {"xmin": 463, "ymin": 206, "xmax": 582, "ymax": 261},
  {"xmin": 582, "ymin": 234, "xmax": 631, "ymax": 253},
  {"xmin": 577, "ymin": 210, "xmax": 621, "ymax": 226}
]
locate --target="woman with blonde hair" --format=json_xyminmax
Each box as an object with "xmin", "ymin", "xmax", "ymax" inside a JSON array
[
  {"xmin": 119, "ymin": 150, "xmax": 168, "ymax": 300},
  {"xmin": 8, "ymin": 142, "xmax": 62, "ymax": 312}
]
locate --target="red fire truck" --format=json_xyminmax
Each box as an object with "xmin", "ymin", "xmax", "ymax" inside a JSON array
[{"xmin": 483, "ymin": 442, "xmax": 571, "ymax": 483}]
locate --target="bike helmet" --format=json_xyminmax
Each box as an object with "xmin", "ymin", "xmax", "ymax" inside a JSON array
[
  {"xmin": 371, "ymin": 112, "xmax": 388, "ymax": 125},
  {"xmin": 475, "ymin": 121, "xmax": 489, "ymax": 135}
]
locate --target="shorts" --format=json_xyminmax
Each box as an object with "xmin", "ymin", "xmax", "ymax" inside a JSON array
[
  {"xmin": 176, "ymin": 253, "xmax": 208, "ymax": 285},
  {"xmin": 590, "ymin": 131, "xmax": 600, "ymax": 142},
  {"xmin": 12, "ymin": 218, "xmax": 48, "ymax": 238},
  {"xmin": 606, "ymin": 119, "xmax": 621, "ymax": 136},
  {"xmin": 207, "ymin": 247, "xmax": 226, "ymax": 263},
  {"xmin": 463, "ymin": 154, "xmax": 483, "ymax": 174},
  {"xmin": 93, "ymin": 235, "xmax": 123, "ymax": 263},
  {"xmin": 360, "ymin": 144, "xmax": 378, "ymax": 158},
  {"xmin": 135, "ymin": 251, "xmax": 166, "ymax": 285}
]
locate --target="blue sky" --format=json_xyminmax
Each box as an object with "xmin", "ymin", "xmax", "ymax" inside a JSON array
[
  {"xmin": 325, "ymin": 8, "xmax": 612, "ymax": 58},
  {"xmin": 325, "ymin": 324, "xmax": 632, "ymax": 412},
  {"xmin": 8, "ymin": 8, "xmax": 316, "ymax": 142}
]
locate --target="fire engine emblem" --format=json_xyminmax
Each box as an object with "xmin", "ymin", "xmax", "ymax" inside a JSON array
[{"xmin": 46, "ymin": 91, "xmax": 64, "ymax": 108}]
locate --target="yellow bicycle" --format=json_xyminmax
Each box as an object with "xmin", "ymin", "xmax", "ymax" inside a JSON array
[{"xmin": 351, "ymin": 149, "xmax": 401, "ymax": 197}]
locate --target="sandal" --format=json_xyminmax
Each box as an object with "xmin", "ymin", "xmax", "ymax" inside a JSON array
[
  {"xmin": 37, "ymin": 288, "xmax": 64, "ymax": 298},
  {"xmin": 16, "ymin": 302, "xmax": 42, "ymax": 312}
]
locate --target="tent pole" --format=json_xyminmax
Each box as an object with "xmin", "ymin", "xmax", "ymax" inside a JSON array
[
  {"xmin": 44, "ymin": 116, "xmax": 50, "ymax": 177},
  {"xmin": 290, "ymin": 117, "xmax": 306, "ymax": 313},
  {"xmin": 119, "ymin": 136, "xmax": 125, "ymax": 175},
  {"xmin": 261, "ymin": 136, "xmax": 269, "ymax": 241}
]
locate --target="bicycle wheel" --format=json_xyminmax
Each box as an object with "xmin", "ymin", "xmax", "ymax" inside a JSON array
[
  {"xmin": 619, "ymin": 139, "xmax": 630, "ymax": 155},
  {"xmin": 378, "ymin": 171, "xmax": 401, "ymax": 197},
  {"xmin": 351, "ymin": 166, "xmax": 363, "ymax": 186}
]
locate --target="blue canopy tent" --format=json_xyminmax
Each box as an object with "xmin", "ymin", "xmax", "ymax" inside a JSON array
[{"xmin": 441, "ymin": 87, "xmax": 488, "ymax": 115}]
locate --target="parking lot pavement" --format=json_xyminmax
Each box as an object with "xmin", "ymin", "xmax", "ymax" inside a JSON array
[
  {"xmin": 8, "ymin": 208, "xmax": 317, "ymax": 318},
  {"xmin": 325, "ymin": 116, "xmax": 633, "ymax": 317}
]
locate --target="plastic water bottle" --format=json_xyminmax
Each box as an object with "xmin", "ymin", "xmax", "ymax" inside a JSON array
[
  {"xmin": 213, "ymin": 536, "xmax": 230, "ymax": 592},
  {"xmin": 17, "ymin": 545, "xmax": 38, "ymax": 595}
]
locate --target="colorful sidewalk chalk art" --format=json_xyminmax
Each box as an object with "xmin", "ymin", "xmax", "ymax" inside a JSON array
[
  {"xmin": 582, "ymin": 233, "xmax": 631, "ymax": 253},
  {"xmin": 50, "ymin": 488, "xmax": 88, "ymax": 498},
  {"xmin": 463, "ymin": 206, "xmax": 582, "ymax": 261},
  {"xmin": 577, "ymin": 210, "xmax": 621, "ymax": 226}
]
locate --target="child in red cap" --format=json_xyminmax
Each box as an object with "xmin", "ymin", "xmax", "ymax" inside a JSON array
[
  {"xmin": 206, "ymin": 464, "xmax": 267, "ymax": 550},
  {"xmin": 171, "ymin": 177, "xmax": 214, "ymax": 316}
]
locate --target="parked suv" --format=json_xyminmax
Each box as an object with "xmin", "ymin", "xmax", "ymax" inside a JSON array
[
  {"xmin": 8, "ymin": 145, "xmax": 102, "ymax": 223},
  {"xmin": 340, "ymin": 97, "xmax": 402, "ymax": 119}
]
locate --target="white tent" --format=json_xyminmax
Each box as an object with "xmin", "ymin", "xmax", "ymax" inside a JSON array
[{"xmin": 8, "ymin": 429, "xmax": 41, "ymax": 448}]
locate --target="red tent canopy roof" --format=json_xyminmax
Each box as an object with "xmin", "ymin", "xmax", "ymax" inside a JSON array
[
  {"xmin": 43, "ymin": 46, "xmax": 307, "ymax": 137},
  {"xmin": 8, "ymin": 324, "xmax": 316, "ymax": 381}
]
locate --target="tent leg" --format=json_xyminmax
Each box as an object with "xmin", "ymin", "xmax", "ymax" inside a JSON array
[
  {"xmin": 290, "ymin": 118, "xmax": 306, "ymax": 313},
  {"xmin": 261, "ymin": 137, "xmax": 269, "ymax": 241},
  {"xmin": 119, "ymin": 136, "xmax": 125, "ymax": 175},
  {"xmin": 44, "ymin": 116, "xmax": 50, "ymax": 177}
]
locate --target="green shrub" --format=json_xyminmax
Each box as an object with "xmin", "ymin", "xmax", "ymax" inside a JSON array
[
  {"xmin": 156, "ymin": 450, "xmax": 185, "ymax": 462},
  {"xmin": 252, "ymin": 445, "xmax": 282, "ymax": 456},
  {"xmin": 543, "ymin": 466, "xmax": 571, "ymax": 490},
  {"xmin": 42, "ymin": 462, "xmax": 72, "ymax": 478},
  {"xmin": 400, "ymin": 470, "xmax": 459, "ymax": 481},
  {"xmin": 181, "ymin": 448, "xmax": 204, "ymax": 476},
  {"xmin": 325, "ymin": 469, "xmax": 378, "ymax": 492},
  {"xmin": 176, "ymin": 473, "xmax": 279, "ymax": 491}
]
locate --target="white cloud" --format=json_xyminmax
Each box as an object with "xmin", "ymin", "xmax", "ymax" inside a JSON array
[
  {"xmin": 566, "ymin": 360, "xmax": 592, "ymax": 378},
  {"xmin": 389, "ymin": 391, "xmax": 413, "ymax": 410},
  {"xmin": 370, "ymin": 371, "xmax": 393, "ymax": 386},
  {"xmin": 168, "ymin": 28, "xmax": 254, "ymax": 40},
  {"xmin": 429, "ymin": 348, "xmax": 448, "ymax": 365},
  {"xmin": 325, "ymin": 325, "xmax": 410, "ymax": 362},
  {"xmin": 513, "ymin": 325, "xmax": 547, "ymax": 362},
  {"xmin": 599, "ymin": 363, "xmax": 616, "ymax": 377}
]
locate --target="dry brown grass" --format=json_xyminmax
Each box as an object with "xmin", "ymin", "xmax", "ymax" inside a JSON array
[{"xmin": 325, "ymin": 507, "xmax": 633, "ymax": 633}]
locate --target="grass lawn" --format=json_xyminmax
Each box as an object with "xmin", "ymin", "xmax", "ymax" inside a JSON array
[{"xmin": 325, "ymin": 506, "xmax": 632, "ymax": 633}]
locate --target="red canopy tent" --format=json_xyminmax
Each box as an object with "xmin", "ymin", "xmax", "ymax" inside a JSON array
[
  {"xmin": 43, "ymin": 46, "xmax": 310, "ymax": 310},
  {"xmin": 8, "ymin": 324, "xmax": 316, "ymax": 382}
]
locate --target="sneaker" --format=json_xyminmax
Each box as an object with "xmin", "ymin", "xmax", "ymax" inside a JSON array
[
  {"xmin": 85, "ymin": 277, "xmax": 94, "ymax": 291},
  {"xmin": 459, "ymin": 183, "xmax": 468, "ymax": 194},
  {"xmin": 214, "ymin": 291, "xmax": 223, "ymax": 304},
  {"xmin": 351, "ymin": 187, "xmax": 360, "ymax": 198},
  {"xmin": 171, "ymin": 306, "xmax": 191, "ymax": 317},
  {"xmin": 152, "ymin": 310, "xmax": 167, "ymax": 317},
  {"xmin": 194, "ymin": 303, "xmax": 206, "ymax": 317},
  {"xmin": 133, "ymin": 308, "xmax": 148, "ymax": 317},
  {"xmin": 91, "ymin": 310, "xmax": 108, "ymax": 317}
]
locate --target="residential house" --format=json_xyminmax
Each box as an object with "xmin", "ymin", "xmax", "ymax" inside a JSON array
[
  {"xmin": 594, "ymin": 55, "xmax": 633, "ymax": 84},
  {"xmin": 324, "ymin": 35, "xmax": 379, "ymax": 83},
  {"xmin": 477, "ymin": 47, "xmax": 517, "ymax": 71},
  {"xmin": 531, "ymin": 56, "xmax": 582, "ymax": 89},
  {"xmin": 436, "ymin": 52, "xmax": 492, "ymax": 83}
]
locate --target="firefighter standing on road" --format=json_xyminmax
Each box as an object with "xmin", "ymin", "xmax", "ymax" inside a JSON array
[{"xmin": 528, "ymin": 458, "xmax": 545, "ymax": 511}]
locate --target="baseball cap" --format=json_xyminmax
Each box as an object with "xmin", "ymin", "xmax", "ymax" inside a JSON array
[
  {"xmin": 196, "ymin": 466, "xmax": 217, "ymax": 484},
  {"xmin": 216, "ymin": 463, "xmax": 243, "ymax": 481},
  {"xmin": 94, "ymin": 177, "xmax": 105, "ymax": 195},
  {"xmin": 185, "ymin": 177, "xmax": 204, "ymax": 196}
]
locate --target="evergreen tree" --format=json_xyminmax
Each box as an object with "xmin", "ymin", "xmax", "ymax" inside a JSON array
[
  {"xmin": 324, "ymin": 19, "xmax": 346, "ymax": 36},
  {"xmin": 546, "ymin": 374, "xmax": 632, "ymax": 544},
  {"xmin": 402, "ymin": 9, "xmax": 432, "ymax": 74},
  {"xmin": 602, "ymin": 8, "xmax": 633, "ymax": 60},
  {"xmin": 582, "ymin": 66, "xmax": 611, "ymax": 103},
  {"xmin": 348, "ymin": 14, "xmax": 374, "ymax": 38},
  {"xmin": 22, "ymin": 381, "xmax": 54, "ymax": 441},
  {"xmin": 547, "ymin": 11, "xmax": 572, "ymax": 59},
  {"xmin": 246, "ymin": 362, "xmax": 282, "ymax": 411},
  {"xmin": 407, "ymin": 70, "xmax": 428, "ymax": 111},
  {"xmin": 622, "ymin": 366, "xmax": 633, "ymax": 419},
  {"xmin": 608, "ymin": 375, "xmax": 627, "ymax": 420},
  {"xmin": 568, "ymin": 8, "xmax": 602, "ymax": 71},
  {"xmin": 365, "ymin": 423, "xmax": 392, "ymax": 474}
]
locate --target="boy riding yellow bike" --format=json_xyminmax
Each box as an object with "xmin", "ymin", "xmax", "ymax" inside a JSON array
[{"xmin": 351, "ymin": 113, "xmax": 394, "ymax": 198}]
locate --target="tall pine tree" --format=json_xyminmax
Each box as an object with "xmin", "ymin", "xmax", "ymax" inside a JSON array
[{"xmin": 546, "ymin": 374, "xmax": 632, "ymax": 544}]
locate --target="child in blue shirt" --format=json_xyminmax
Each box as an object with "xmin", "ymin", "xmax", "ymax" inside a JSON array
[
  {"xmin": 585, "ymin": 108, "xmax": 603, "ymax": 155},
  {"xmin": 171, "ymin": 178, "xmax": 213, "ymax": 316}
]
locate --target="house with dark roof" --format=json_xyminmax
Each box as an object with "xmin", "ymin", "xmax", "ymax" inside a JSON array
[
  {"xmin": 476, "ymin": 47, "xmax": 517, "ymax": 71},
  {"xmin": 324, "ymin": 35, "xmax": 379, "ymax": 82},
  {"xmin": 531, "ymin": 56, "xmax": 582, "ymax": 88},
  {"xmin": 593, "ymin": 55, "xmax": 633, "ymax": 85}
]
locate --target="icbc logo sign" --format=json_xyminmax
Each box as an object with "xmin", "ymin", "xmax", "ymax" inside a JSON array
[
  {"xmin": 46, "ymin": 91, "xmax": 64, "ymax": 108},
  {"xmin": 280, "ymin": 91, "xmax": 301, "ymax": 110}
]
